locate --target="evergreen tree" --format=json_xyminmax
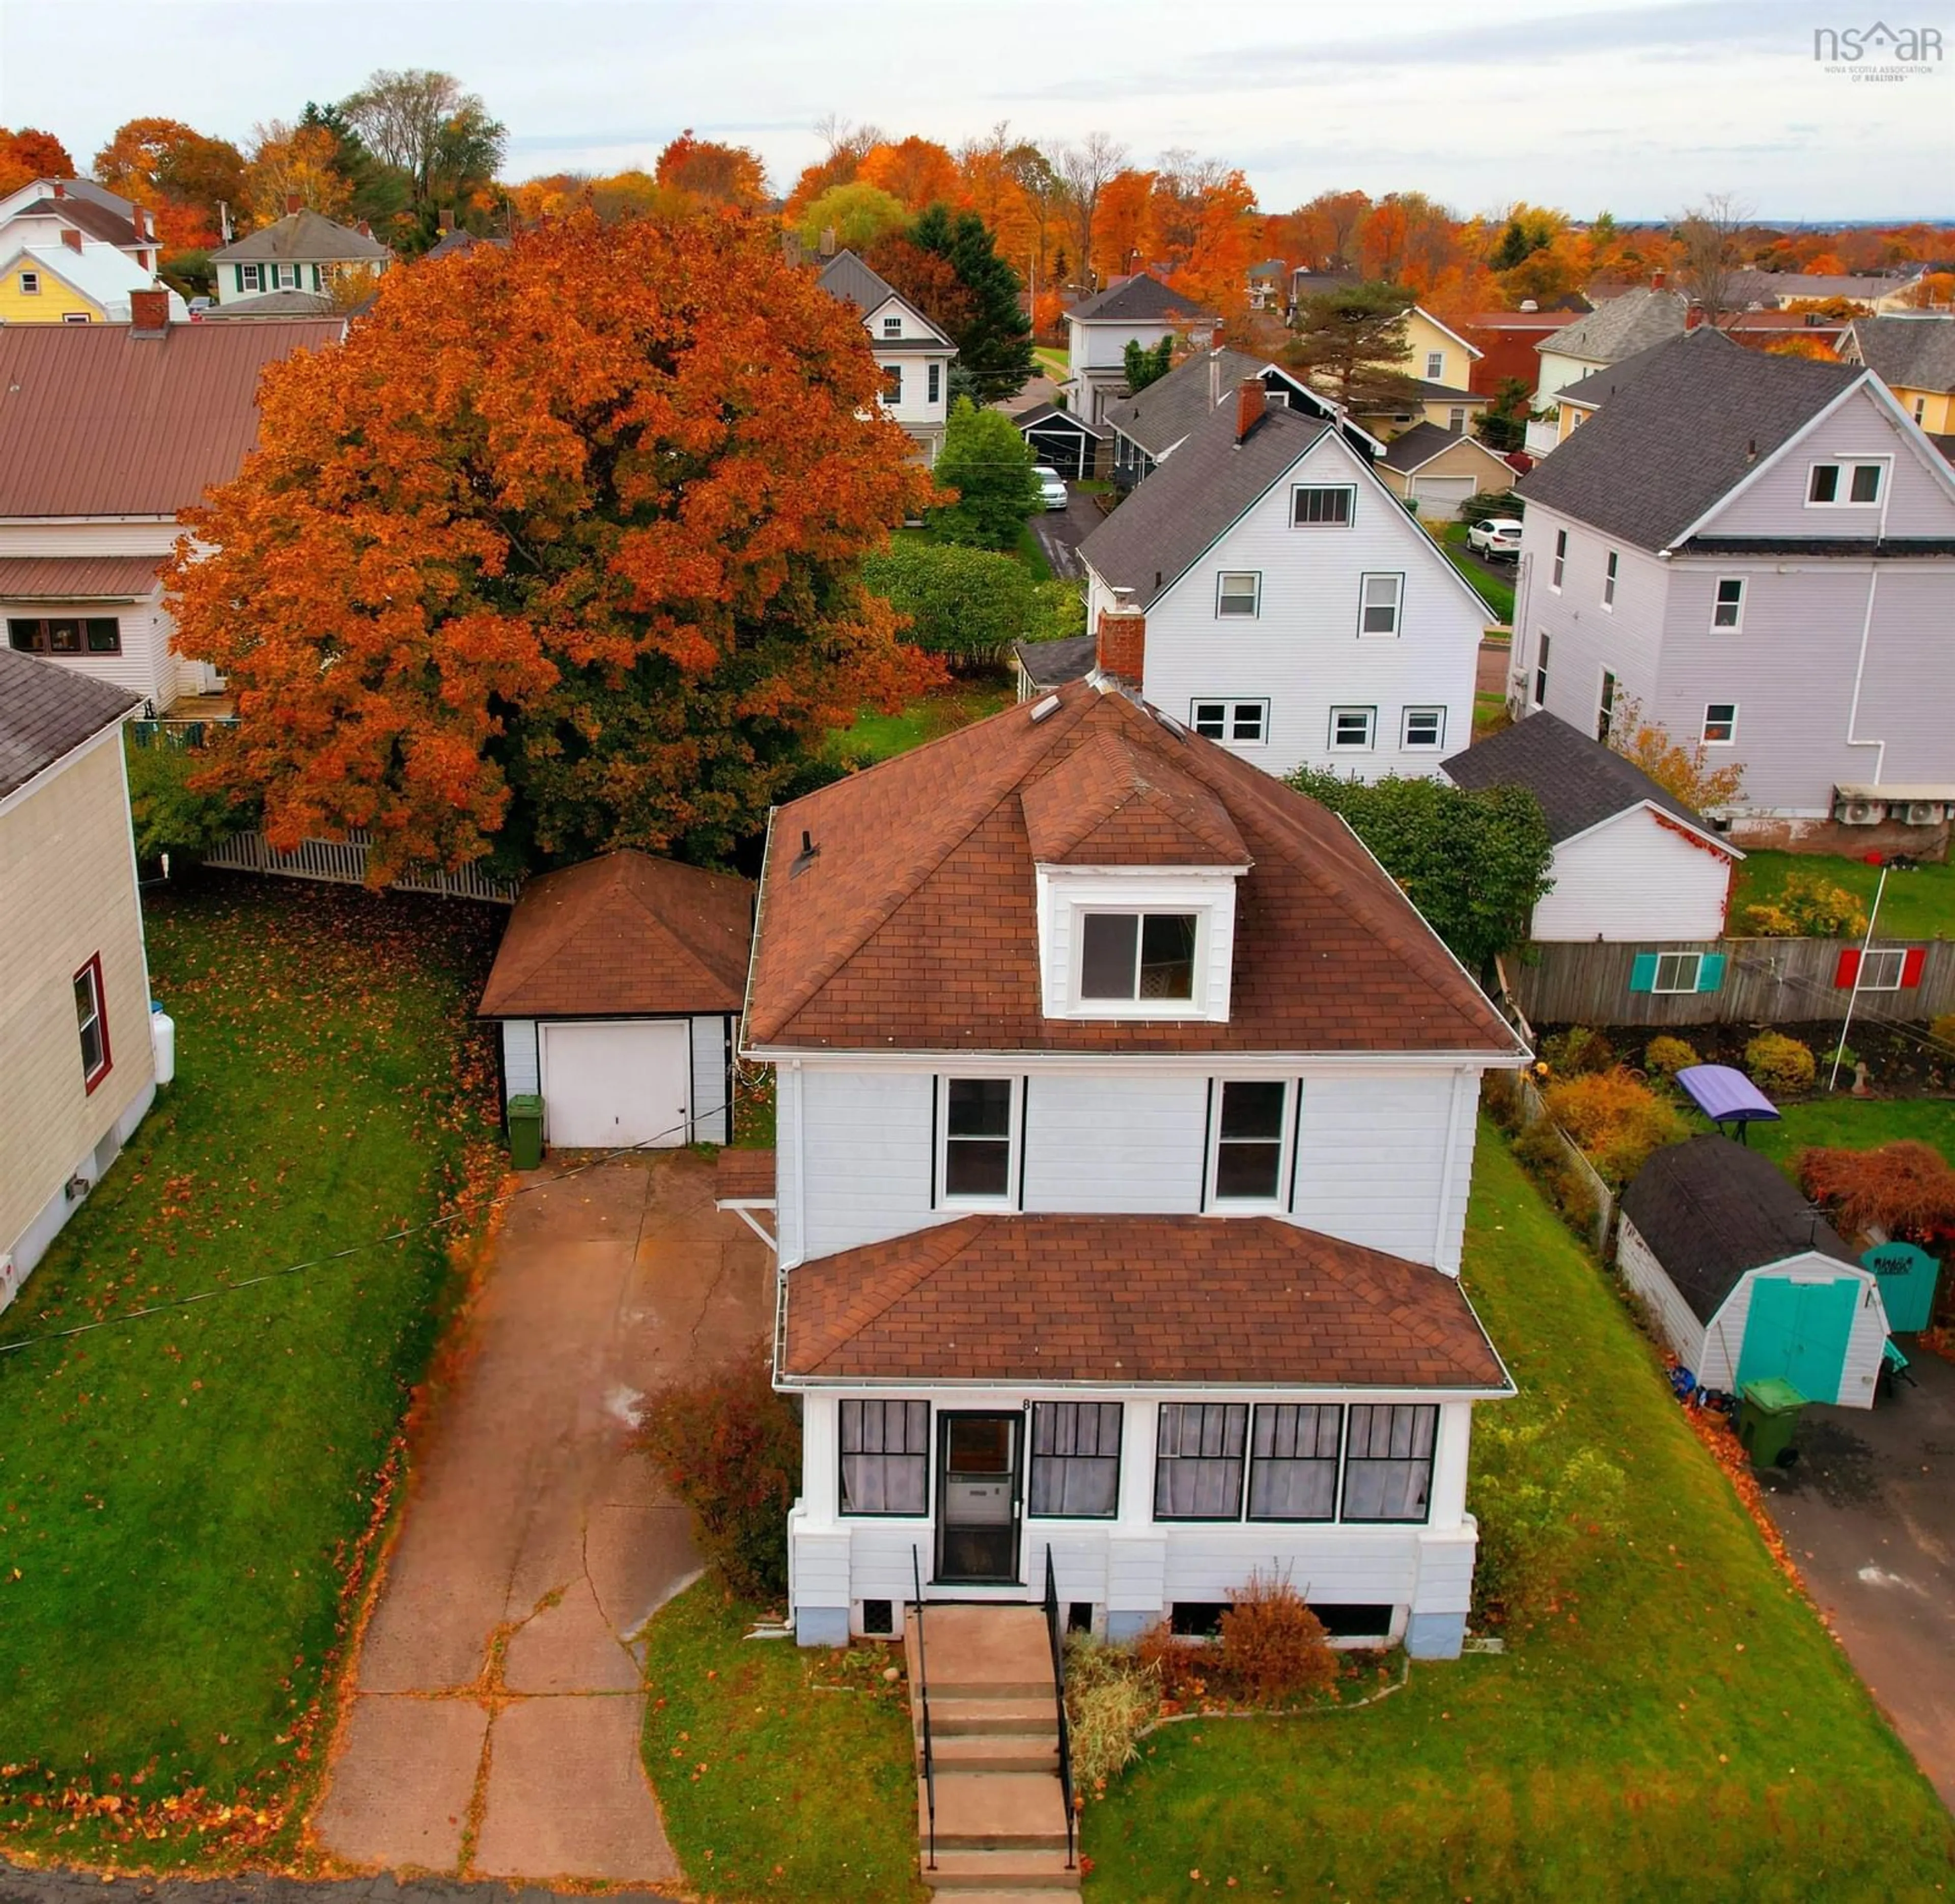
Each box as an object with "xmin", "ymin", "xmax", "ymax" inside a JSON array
[
  {"xmin": 1123, "ymin": 335, "xmax": 1174, "ymax": 392},
  {"xmin": 911, "ymin": 203, "xmax": 1036, "ymax": 405},
  {"xmin": 1282, "ymin": 280, "xmax": 1422, "ymax": 413}
]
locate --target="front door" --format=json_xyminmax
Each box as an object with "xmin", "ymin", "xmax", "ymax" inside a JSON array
[{"xmin": 936, "ymin": 1413, "xmax": 1021, "ymax": 1585}]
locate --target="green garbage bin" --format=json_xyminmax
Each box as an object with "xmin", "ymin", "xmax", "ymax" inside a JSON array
[
  {"xmin": 507, "ymin": 1093, "xmax": 544, "ymax": 1171},
  {"xmin": 1737, "ymin": 1377, "xmax": 1805, "ymax": 1469}
]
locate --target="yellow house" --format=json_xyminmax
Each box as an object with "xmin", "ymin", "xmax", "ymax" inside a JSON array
[
  {"xmin": 0, "ymin": 241, "xmax": 186, "ymax": 324},
  {"xmin": 1842, "ymin": 315, "xmax": 1955, "ymax": 435},
  {"xmin": 0, "ymin": 650, "xmax": 156, "ymax": 1305},
  {"xmin": 1349, "ymin": 306, "xmax": 1488, "ymax": 437}
]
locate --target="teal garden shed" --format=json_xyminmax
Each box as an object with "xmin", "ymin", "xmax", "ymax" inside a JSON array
[{"xmin": 1617, "ymin": 1136, "xmax": 1890, "ymax": 1410}]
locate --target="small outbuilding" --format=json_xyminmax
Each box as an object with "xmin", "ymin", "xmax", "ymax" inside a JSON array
[
  {"xmin": 1011, "ymin": 401, "xmax": 1106, "ymax": 481},
  {"xmin": 1618, "ymin": 1135, "xmax": 1889, "ymax": 1409},
  {"xmin": 478, "ymin": 850, "xmax": 753, "ymax": 1151},
  {"xmin": 1375, "ymin": 421, "xmax": 1518, "ymax": 520}
]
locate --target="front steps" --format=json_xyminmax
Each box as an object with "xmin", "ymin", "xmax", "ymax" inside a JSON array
[{"xmin": 905, "ymin": 1604, "xmax": 1079, "ymax": 1899}]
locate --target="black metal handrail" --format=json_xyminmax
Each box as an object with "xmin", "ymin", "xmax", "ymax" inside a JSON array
[
  {"xmin": 1042, "ymin": 1546, "xmax": 1078, "ymax": 1870},
  {"xmin": 911, "ymin": 1546, "xmax": 937, "ymax": 1872}
]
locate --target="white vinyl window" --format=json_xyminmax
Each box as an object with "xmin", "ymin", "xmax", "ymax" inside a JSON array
[
  {"xmin": 1402, "ymin": 706, "xmax": 1446, "ymax": 750},
  {"xmin": 840, "ymin": 1400, "xmax": 929, "ymax": 1515},
  {"xmin": 1808, "ymin": 460, "xmax": 1883, "ymax": 505},
  {"xmin": 1447, "ymin": 406, "xmax": 1467, "ymax": 432},
  {"xmin": 1712, "ymin": 577, "xmax": 1745, "ymax": 630},
  {"xmin": 1357, "ymin": 572, "xmax": 1404, "ymax": 636},
  {"xmin": 1532, "ymin": 631, "xmax": 1550, "ymax": 708},
  {"xmin": 1329, "ymin": 706, "xmax": 1376, "ymax": 750},
  {"xmin": 1702, "ymin": 702, "xmax": 1738, "ymax": 745},
  {"xmin": 1209, "ymin": 1080, "xmax": 1290, "ymax": 1204},
  {"xmin": 1602, "ymin": 549, "xmax": 1619, "ymax": 609},
  {"xmin": 937, "ymin": 1077, "xmax": 1019, "ymax": 1205},
  {"xmin": 18, "ymin": 270, "xmax": 39, "ymax": 295},
  {"xmin": 1550, "ymin": 529, "xmax": 1567, "ymax": 591},
  {"xmin": 1425, "ymin": 350, "xmax": 1445, "ymax": 378},
  {"xmin": 240, "ymin": 263, "xmax": 261, "ymax": 291},
  {"xmin": 1292, "ymin": 484, "xmax": 1354, "ymax": 527},
  {"xmin": 1653, "ymin": 951, "xmax": 1703, "ymax": 994},
  {"xmin": 882, "ymin": 314, "xmax": 902, "ymax": 335},
  {"xmin": 1191, "ymin": 699, "xmax": 1268, "ymax": 743},
  {"xmin": 1216, "ymin": 571, "xmax": 1261, "ymax": 617},
  {"xmin": 1859, "ymin": 948, "xmax": 1907, "ymax": 991},
  {"xmin": 1078, "ymin": 912, "xmax": 1199, "ymax": 1004}
]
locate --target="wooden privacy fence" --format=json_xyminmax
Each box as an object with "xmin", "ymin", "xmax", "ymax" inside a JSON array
[
  {"xmin": 203, "ymin": 828, "xmax": 520, "ymax": 904},
  {"xmin": 1511, "ymin": 936, "xmax": 1955, "ymax": 1028},
  {"xmin": 1483, "ymin": 1068, "xmax": 1617, "ymax": 1258}
]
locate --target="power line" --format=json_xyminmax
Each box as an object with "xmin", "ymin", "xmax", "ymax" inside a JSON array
[{"xmin": 0, "ymin": 1101, "xmax": 735, "ymax": 1364}]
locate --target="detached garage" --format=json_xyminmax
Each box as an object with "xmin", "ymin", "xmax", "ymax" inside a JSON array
[
  {"xmin": 1012, "ymin": 401, "xmax": 1107, "ymax": 482},
  {"xmin": 479, "ymin": 850, "xmax": 753, "ymax": 1152},
  {"xmin": 1618, "ymin": 1135, "xmax": 1890, "ymax": 1409},
  {"xmin": 1375, "ymin": 422, "xmax": 1517, "ymax": 520}
]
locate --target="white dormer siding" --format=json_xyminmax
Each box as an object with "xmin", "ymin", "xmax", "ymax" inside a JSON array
[{"xmin": 1034, "ymin": 864, "xmax": 1243, "ymax": 1020}]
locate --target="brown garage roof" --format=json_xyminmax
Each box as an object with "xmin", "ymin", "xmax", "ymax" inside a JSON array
[
  {"xmin": 746, "ymin": 682, "xmax": 1521, "ymax": 1057},
  {"xmin": 0, "ymin": 318, "xmax": 346, "ymax": 519},
  {"xmin": 0, "ymin": 555, "xmax": 162, "ymax": 600},
  {"xmin": 478, "ymin": 849, "xmax": 754, "ymax": 1019},
  {"xmin": 781, "ymin": 1214, "xmax": 1510, "ymax": 1389}
]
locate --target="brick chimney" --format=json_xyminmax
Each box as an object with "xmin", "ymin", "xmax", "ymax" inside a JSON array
[
  {"xmin": 286, "ymin": 192, "xmax": 302, "ymax": 216},
  {"xmin": 438, "ymin": 208, "xmax": 455, "ymax": 233},
  {"xmin": 61, "ymin": 228, "xmax": 82, "ymax": 253},
  {"xmin": 356, "ymin": 220, "xmax": 372, "ymax": 238},
  {"xmin": 129, "ymin": 288, "xmax": 170, "ymax": 335},
  {"xmin": 1650, "ymin": 268, "xmax": 1666, "ymax": 291},
  {"xmin": 1095, "ymin": 600, "xmax": 1146, "ymax": 686},
  {"xmin": 1686, "ymin": 304, "xmax": 1707, "ymax": 330},
  {"xmin": 52, "ymin": 180, "xmax": 65, "ymax": 198},
  {"xmin": 1235, "ymin": 377, "xmax": 1266, "ymax": 443}
]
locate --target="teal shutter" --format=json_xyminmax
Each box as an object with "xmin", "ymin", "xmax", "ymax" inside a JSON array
[
  {"xmin": 1696, "ymin": 953, "xmax": 1726, "ymax": 994},
  {"xmin": 1629, "ymin": 953, "xmax": 1658, "ymax": 994}
]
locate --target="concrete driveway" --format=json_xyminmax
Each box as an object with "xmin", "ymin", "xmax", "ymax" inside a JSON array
[
  {"xmin": 1028, "ymin": 492, "xmax": 1102, "ymax": 582},
  {"xmin": 312, "ymin": 1151, "xmax": 772, "ymax": 1883},
  {"xmin": 1759, "ymin": 1346, "xmax": 1955, "ymax": 1809}
]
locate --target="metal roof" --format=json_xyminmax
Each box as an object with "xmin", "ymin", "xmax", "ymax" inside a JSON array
[
  {"xmin": 0, "ymin": 318, "xmax": 346, "ymax": 518},
  {"xmin": 0, "ymin": 555, "xmax": 162, "ymax": 599}
]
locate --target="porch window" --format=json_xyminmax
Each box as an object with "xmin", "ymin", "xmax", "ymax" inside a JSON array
[
  {"xmin": 1154, "ymin": 1402, "xmax": 1247, "ymax": 1520},
  {"xmin": 1079, "ymin": 912, "xmax": 1197, "ymax": 1003},
  {"xmin": 1339, "ymin": 1403, "xmax": 1437, "ymax": 1522},
  {"xmin": 840, "ymin": 1399, "xmax": 930, "ymax": 1515},
  {"xmin": 1029, "ymin": 1401, "xmax": 1122, "ymax": 1517},
  {"xmin": 1210, "ymin": 1080, "xmax": 1287, "ymax": 1203},
  {"xmin": 1248, "ymin": 1403, "xmax": 1342, "ymax": 1521},
  {"xmin": 941, "ymin": 1077, "xmax": 1015, "ymax": 1202}
]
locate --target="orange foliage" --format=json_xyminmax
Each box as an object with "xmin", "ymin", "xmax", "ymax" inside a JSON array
[
  {"xmin": 0, "ymin": 127, "xmax": 74, "ymax": 196},
  {"xmin": 857, "ymin": 135, "xmax": 959, "ymax": 211},
  {"xmin": 654, "ymin": 129, "xmax": 767, "ymax": 208},
  {"xmin": 167, "ymin": 215, "xmax": 940, "ymax": 880},
  {"xmin": 92, "ymin": 115, "xmax": 243, "ymax": 251},
  {"xmin": 1166, "ymin": 168, "xmax": 1259, "ymax": 318},
  {"xmin": 783, "ymin": 147, "xmax": 860, "ymax": 227},
  {"xmin": 244, "ymin": 121, "xmax": 352, "ymax": 226},
  {"xmin": 1802, "ymin": 251, "xmax": 1846, "ymax": 275},
  {"xmin": 1090, "ymin": 168, "xmax": 1155, "ymax": 283},
  {"xmin": 1798, "ymin": 1142, "xmax": 1955, "ymax": 1244}
]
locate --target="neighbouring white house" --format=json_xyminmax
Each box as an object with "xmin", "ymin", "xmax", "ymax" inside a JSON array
[
  {"xmin": 1511, "ymin": 327, "xmax": 1955, "ymax": 845},
  {"xmin": 1442, "ymin": 709, "xmax": 1740, "ymax": 943},
  {"xmin": 477, "ymin": 850, "xmax": 750, "ymax": 1150},
  {"xmin": 0, "ymin": 307, "xmax": 346, "ymax": 711},
  {"xmin": 1, "ymin": 650, "xmax": 156, "ymax": 1306},
  {"xmin": 0, "ymin": 177, "xmax": 160, "ymax": 274},
  {"xmin": 1063, "ymin": 273, "xmax": 1210, "ymax": 428},
  {"xmin": 1038, "ymin": 381, "xmax": 1487, "ymax": 779},
  {"xmin": 1527, "ymin": 283, "xmax": 1686, "ymax": 456},
  {"xmin": 1618, "ymin": 1136, "xmax": 1889, "ymax": 1410},
  {"xmin": 209, "ymin": 203, "xmax": 392, "ymax": 304},
  {"xmin": 729, "ymin": 677, "xmax": 1526, "ymax": 1654},
  {"xmin": 816, "ymin": 250, "xmax": 956, "ymax": 465}
]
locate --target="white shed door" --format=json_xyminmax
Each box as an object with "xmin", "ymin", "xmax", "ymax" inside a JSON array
[
  {"xmin": 1412, "ymin": 475, "xmax": 1477, "ymax": 518},
  {"xmin": 540, "ymin": 1019, "xmax": 689, "ymax": 1150}
]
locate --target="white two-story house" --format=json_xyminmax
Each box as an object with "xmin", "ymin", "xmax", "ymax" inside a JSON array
[
  {"xmin": 1511, "ymin": 329, "xmax": 1955, "ymax": 845},
  {"xmin": 816, "ymin": 251, "xmax": 956, "ymax": 465},
  {"xmin": 735, "ymin": 672, "xmax": 1524, "ymax": 1657},
  {"xmin": 1063, "ymin": 274, "xmax": 1210, "ymax": 428},
  {"xmin": 1041, "ymin": 382, "xmax": 1488, "ymax": 778}
]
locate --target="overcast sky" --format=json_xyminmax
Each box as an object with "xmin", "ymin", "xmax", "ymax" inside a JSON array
[{"xmin": 2, "ymin": 0, "xmax": 1949, "ymax": 222}]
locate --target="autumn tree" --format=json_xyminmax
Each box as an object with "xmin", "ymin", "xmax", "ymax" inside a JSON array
[
  {"xmin": 1166, "ymin": 164, "xmax": 1260, "ymax": 317},
  {"xmin": 857, "ymin": 135, "xmax": 959, "ymax": 211},
  {"xmin": 340, "ymin": 68, "xmax": 506, "ymax": 239},
  {"xmin": 1799, "ymin": 1142, "xmax": 1955, "ymax": 1247},
  {"xmin": 862, "ymin": 234, "xmax": 975, "ymax": 335},
  {"xmin": 1283, "ymin": 280, "xmax": 1421, "ymax": 412},
  {"xmin": 1056, "ymin": 131, "xmax": 1128, "ymax": 291},
  {"xmin": 167, "ymin": 215, "xmax": 939, "ymax": 880},
  {"xmin": 796, "ymin": 179, "xmax": 908, "ymax": 252},
  {"xmin": 0, "ymin": 127, "xmax": 74, "ymax": 196},
  {"xmin": 1091, "ymin": 167, "xmax": 1156, "ymax": 284},
  {"xmin": 1606, "ymin": 693, "xmax": 1745, "ymax": 811},
  {"xmin": 92, "ymin": 116, "xmax": 245, "ymax": 249},
  {"xmin": 654, "ymin": 130, "xmax": 767, "ymax": 208},
  {"xmin": 1289, "ymin": 188, "xmax": 1371, "ymax": 271},
  {"xmin": 783, "ymin": 115, "xmax": 879, "ymax": 225},
  {"xmin": 1672, "ymin": 192, "xmax": 1752, "ymax": 326},
  {"xmin": 1004, "ymin": 142, "xmax": 1064, "ymax": 304},
  {"xmin": 245, "ymin": 120, "xmax": 354, "ymax": 225}
]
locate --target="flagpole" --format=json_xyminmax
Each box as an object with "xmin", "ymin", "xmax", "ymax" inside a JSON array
[{"xmin": 1830, "ymin": 858, "xmax": 1889, "ymax": 1092}]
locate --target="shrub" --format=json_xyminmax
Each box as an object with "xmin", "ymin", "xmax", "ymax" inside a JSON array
[
  {"xmin": 1134, "ymin": 1621, "xmax": 1212, "ymax": 1703},
  {"xmin": 1931, "ymin": 1013, "xmax": 1955, "ymax": 1055},
  {"xmin": 1541, "ymin": 1025, "xmax": 1614, "ymax": 1077},
  {"xmin": 637, "ymin": 1348, "xmax": 800, "ymax": 1600},
  {"xmin": 1745, "ymin": 1031, "xmax": 1816, "ymax": 1096},
  {"xmin": 1540, "ymin": 1067, "xmax": 1688, "ymax": 1186},
  {"xmin": 1063, "ymin": 1637, "xmax": 1158, "ymax": 1789},
  {"xmin": 1741, "ymin": 872, "xmax": 1868, "ymax": 939},
  {"xmin": 1216, "ymin": 1571, "xmax": 1339, "ymax": 1704},
  {"xmin": 1643, "ymin": 1035, "xmax": 1700, "ymax": 1077},
  {"xmin": 930, "ymin": 397, "xmax": 1042, "ymax": 548},
  {"xmin": 1798, "ymin": 1140, "xmax": 1955, "ymax": 1243},
  {"xmin": 124, "ymin": 734, "xmax": 249, "ymax": 862},
  {"xmin": 1469, "ymin": 1406, "xmax": 1628, "ymax": 1623},
  {"xmin": 860, "ymin": 540, "xmax": 1079, "ymax": 660}
]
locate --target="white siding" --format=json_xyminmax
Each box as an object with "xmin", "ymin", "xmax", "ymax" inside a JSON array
[
  {"xmin": 1035, "ymin": 867, "xmax": 1240, "ymax": 1022},
  {"xmin": 1130, "ymin": 430, "xmax": 1484, "ymax": 779},
  {"xmin": 1614, "ymin": 1217, "xmax": 1710, "ymax": 1373},
  {"xmin": 690, "ymin": 1013, "xmax": 728, "ymax": 1144},
  {"xmin": 1020, "ymin": 1069, "xmax": 1210, "ymax": 1211},
  {"xmin": 799, "ymin": 1066, "xmax": 937, "ymax": 1260},
  {"xmin": 1702, "ymin": 1256, "xmax": 1887, "ymax": 1409},
  {"xmin": 1530, "ymin": 809, "xmax": 1735, "ymax": 942},
  {"xmin": 501, "ymin": 1018, "xmax": 539, "ymax": 1096}
]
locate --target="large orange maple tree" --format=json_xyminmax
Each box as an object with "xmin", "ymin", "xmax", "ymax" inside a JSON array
[{"xmin": 170, "ymin": 214, "xmax": 940, "ymax": 880}]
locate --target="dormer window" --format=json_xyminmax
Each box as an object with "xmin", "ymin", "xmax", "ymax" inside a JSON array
[
  {"xmin": 1081, "ymin": 912, "xmax": 1197, "ymax": 1002},
  {"xmin": 882, "ymin": 314, "xmax": 902, "ymax": 336}
]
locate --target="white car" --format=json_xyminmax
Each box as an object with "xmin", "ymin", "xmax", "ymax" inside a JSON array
[
  {"xmin": 1467, "ymin": 516, "xmax": 1523, "ymax": 559},
  {"xmin": 1035, "ymin": 465, "xmax": 1069, "ymax": 511}
]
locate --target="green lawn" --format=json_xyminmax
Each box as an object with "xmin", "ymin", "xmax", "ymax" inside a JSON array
[
  {"xmin": 825, "ymin": 679, "xmax": 1017, "ymax": 767},
  {"xmin": 1437, "ymin": 523, "xmax": 1516, "ymax": 624},
  {"xmin": 1033, "ymin": 346, "xmax": 1069, "ymax": 382},
  {"xmin": 1015, "ymin": 519, "xmax": 1055, "ymax": 582},
  {"xmin": 640, "ymin": 1584, "xmax": 924, "ymax": 1902},
  {"xmin": 0, "ymin": 877, "xmax": 500, "ymax": 1866},
  {"xmin": 1081, "ymin": 1123, "xmax": 1955, "ymax": 1900},
  {"xmin": 1714, "ymin": 1096, "xmax": 1955, "ymax": 1173},
  {"xmin": 1733, "ymin": 849, "xmax": 1955, "ymax": 940}
]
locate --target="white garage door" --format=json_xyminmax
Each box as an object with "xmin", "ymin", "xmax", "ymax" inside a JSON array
[
  {"xmin": 540, "ymin": 1019, "xmax": 690, "ymax": 1150},
  {"xmin": 1412, "ymin": 475, "xmax": 1477, "ymax": 519}
]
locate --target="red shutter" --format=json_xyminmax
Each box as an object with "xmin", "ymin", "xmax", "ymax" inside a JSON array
[
  {"xmin": 1902, "ymin": 947, "xmax": 1926, "ymax": 988},
  {"xmin": 1834, "ymin": 948, "xmax": 1861, "ymax": 988}
]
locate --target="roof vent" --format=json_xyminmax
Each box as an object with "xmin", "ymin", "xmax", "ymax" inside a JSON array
[
  {"xmin": 1029, "ymin": 693, "xmax": 1060, "ymax": 724},
  {"xmin": 791, "ymin": 828, "xmax": 821, "ymax": 877}
]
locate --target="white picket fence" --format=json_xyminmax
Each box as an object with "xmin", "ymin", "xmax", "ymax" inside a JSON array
[{"xmin": 203, "ymin": 828, "xmax": 520, "ymax": 904}]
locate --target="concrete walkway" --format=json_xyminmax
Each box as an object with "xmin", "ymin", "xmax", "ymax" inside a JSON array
[{"xmin": 312, "ymin": 1153, "xmax": 772, "ymax": 1884}]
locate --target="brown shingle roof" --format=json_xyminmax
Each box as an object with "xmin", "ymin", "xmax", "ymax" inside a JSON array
[
  {"xmin": 781, "ymin": 1213, "xmax": 1510, "ymax": 1388},
  {"xmin": 0, "ymin": 556, "xmax": 161, "ymax": 600},
  {"xmin": 1019, "ymin": 727, "xmax": 1247, "ymax": 866},
  {"xmin": 12, "ymin": 195, "xmax": 143, "ymax": 247},
  {"xmin": 746, "ymin": 683, "xmax": 1521, "ymax": 1057},
  {"xmin": 0, "ymin": 648, "xmax": 138, "ymax": 799},
  {"xmin": 477, "ymin": 849, "xmax": 753, "ymax": 1019},
  {"xmin": 0, "ymin": 319, "xmax": 346, "ymax": 518},
  {"xmin": 715, "ymin": 1148, "xmax": 777, "ymax": 1202}
]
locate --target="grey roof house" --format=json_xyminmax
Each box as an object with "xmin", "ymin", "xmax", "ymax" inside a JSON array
[
  {"xmin": 210, "ymin": 206, "xmax": 392, "ymax": 306},
  {"xmin": 1063, "ymin": 272, "xmax": 1211, "ymax": 427},
  {"xmin": 816, "ymin": 250, "xmax": 956, "ymax": 464},
  {"xmin": 1528, "ymin": 285, "xmax": 1688, "ymax": 453},
  {"xmin": 1507, "ymin": 328, "xmax": 1955, "ymax": 837}
]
